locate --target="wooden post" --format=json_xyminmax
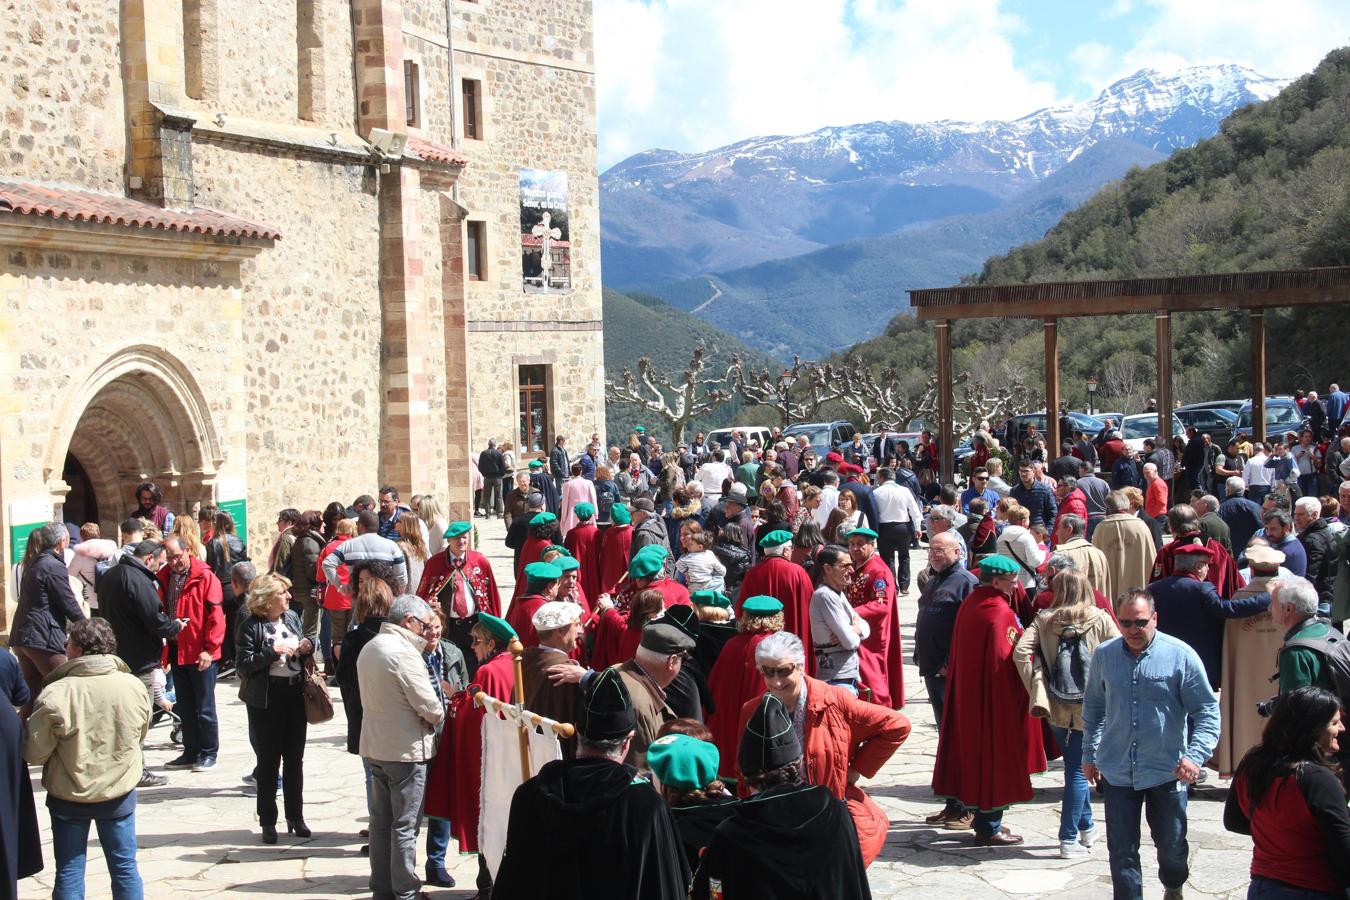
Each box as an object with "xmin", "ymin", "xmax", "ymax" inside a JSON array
[
  {"xmin": 1044, "ymin": 318, "xmax": 1060, "ymax": 457},
  {"xmin": 509, "ymin": 637, "xmax": 531, "ymax": 782},
  {"xmin": 1251, "ymin": 311, "xmax": 1267, "ymax": 444},
  {"xmin": 1156, "ymin": 311, "xmax": 1173, "ymax": 444},
  {"xmin": 936, "ymin": 320, "xmax": 954, "ymax": 484}
]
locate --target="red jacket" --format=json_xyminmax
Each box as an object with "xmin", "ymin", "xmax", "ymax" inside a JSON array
[
  {"xmin": 1051, "ymin": 488, "xmax": 1088, "ymax": 548},
  {"xmin": 157, "ymin": 556, "xmax": 225, "ymax": 665}
]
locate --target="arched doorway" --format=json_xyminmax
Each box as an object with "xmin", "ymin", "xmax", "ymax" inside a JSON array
[{"xmin": 50, "ymin": 348, "xmax": 224, "ymax": 538}]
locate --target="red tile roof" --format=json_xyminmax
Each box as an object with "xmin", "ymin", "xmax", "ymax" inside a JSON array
[
  {"xmin": 405, "ymin": 135, "xmax": 468, "ymax": 167},
  {"xmin": 0, "ymin": 180, "xmax": 281, "ymax": 241}
]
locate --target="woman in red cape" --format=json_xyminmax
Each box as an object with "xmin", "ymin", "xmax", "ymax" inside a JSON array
[
  {"xmin": 512, "ymin": 513, "xmax": 558, "ymax": 601},
  {"xmin": 931, "ymin": 561, "xmax": 1046, "ymax": 831},
  {"xmin": 597, "ymin": 505, "xmax": 634, "ymax": 594},
  {"xmin": 426, "ymin": 614, "xmax": 517, "ymax": 856},
  {"xmin": 705, "ymin": 600, "xmax": 782, "ymax": 781},
  {"xmin": 736, "ymin": 536, "xmax": 816, "ymax": 673},
  {"xmin": 562, "ymin": 506, "xmax": 602, "ymax": 601}
]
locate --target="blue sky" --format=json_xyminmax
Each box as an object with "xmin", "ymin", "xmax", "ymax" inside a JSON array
[{"xmin": 594, "ymin": 0, "xmax": 1349, "ymax": 169}]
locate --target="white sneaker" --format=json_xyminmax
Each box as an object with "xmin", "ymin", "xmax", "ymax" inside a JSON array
[
  {"xmin": 1060, "ymin": 840, "xmax": 1090, "ymax": 859},
  {"xmin": 1079, "ymin": 825, "xmax": 1099, "ymax": 848}
]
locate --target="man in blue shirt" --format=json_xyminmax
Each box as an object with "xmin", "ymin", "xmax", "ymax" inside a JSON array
[
  {"xmin": 376, "ymin": 486, "xmax": 403, "ymax": 541},
  {"xmin": 1009, "ymin": 462, "xmax": 1057, "ymax": 527},
  {"xmin": 1262, "ymin": 508, "xmax": 1307, "ymax": 577},
  {"xmin": 958, "ymin": 468, "xmax": 999, "ymax": 515},
  {"xmin": 1082, "ymin": 590, "xmax": 1218, "ymax": 900},
  {"xmin": 1327, "ymin": 382, "xmax": 1349, "ymax": 433},
  {"xmin": 1217, "ymin": 476, "xmax": 1263, "ymax": 557}
]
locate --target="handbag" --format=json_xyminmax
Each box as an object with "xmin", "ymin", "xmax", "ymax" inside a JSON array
[
  {"xmin": 1008, "ymin": 543, "xmax": 1049, "ymax": 596},
  {"xmin": 301, "ymin": 657, "xmax": 334, "ymax": 724}
]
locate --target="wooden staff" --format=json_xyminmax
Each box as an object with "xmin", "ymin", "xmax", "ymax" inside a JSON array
[
  {"xmin": 509, "ymin": 637, "xmax": 530, "ymax": 782},
  {"xmin": 473, "ymin": 693, "xmax": 576, "ymax": 738}
]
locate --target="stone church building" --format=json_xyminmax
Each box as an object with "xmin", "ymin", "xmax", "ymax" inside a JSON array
[{"xmin": 0, "ymin": 0, "xmax": 605, "ymax": 622}]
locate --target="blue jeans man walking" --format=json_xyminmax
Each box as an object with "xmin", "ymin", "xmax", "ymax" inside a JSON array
[{"xmin": 1082, "ymin": 591, "xmax": 1222, "ymax": 900}]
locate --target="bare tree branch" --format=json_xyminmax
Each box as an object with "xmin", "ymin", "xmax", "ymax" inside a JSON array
[{"xmin": 603, "ymin": 345, "xmax": 738, "ymax": 444}]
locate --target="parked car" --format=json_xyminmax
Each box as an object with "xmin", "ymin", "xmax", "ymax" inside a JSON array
[
  {"xmin": 706, "ymin": 426, "xmax": 774, "ymax": 454},
  {"xmin": 999, "ymin": 411, "xmax": 1105, "ymax": 448},
  {"xmin": 1174, "ymin": 404, "xmax": 1239, "ymax": 447},
  {"xmin": 1234, "ymin": 397, "xmax": 1305, "ymax": 437},
  {"xmin": 1118, "ymin": 413, "xmax": 1185, "ymax": 453},
  {"xmin": 783, "ymin": 420, "xmax": 857, "ymax": 455}
]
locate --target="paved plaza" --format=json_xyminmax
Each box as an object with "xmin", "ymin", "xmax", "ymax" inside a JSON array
[{"xmin": 19, "ymin": 519, "xmax": 1257, "ymax": 899}]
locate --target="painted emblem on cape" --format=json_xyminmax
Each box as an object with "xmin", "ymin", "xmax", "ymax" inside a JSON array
[{"xmin": 1007, "ymin": 627, "xmax": 1018, "ymax": 646}]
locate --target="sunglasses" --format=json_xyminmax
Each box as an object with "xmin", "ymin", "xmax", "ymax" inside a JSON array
[
  {"xmin": 758, "ymin": 664, "xmax": 798, "ymax": 679},
  {"xmin": 1120, "ymin": 618, "xmax": 1153, "ymax": 630}
]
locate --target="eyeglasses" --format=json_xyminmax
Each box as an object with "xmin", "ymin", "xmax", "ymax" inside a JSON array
[
  {"xmin": 973, "ymin": 476, "xmax": 988, "ymax": 482},
  {"xmin": 758, "ymin": 664, "xmax": 798, "ymax": 679},
  {"xmin": 1119, "ymin": 618, "xmax": 1153, "ymax": 630}
]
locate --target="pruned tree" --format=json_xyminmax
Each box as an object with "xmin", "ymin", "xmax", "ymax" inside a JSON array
[
  {"xmin": 729, "ymin": 356, "xmax": 847, "ymax": 428},
  {"xmin": 825, "ymin": 357, "xmax": 939, "ymax": 430},
  {"xmin": 952, "ymin": 373, "xmax": 1035, "ymax": 439},
  {"xmin": 603, "ymin": 345, "xmax": 737, "ymax": 444}
]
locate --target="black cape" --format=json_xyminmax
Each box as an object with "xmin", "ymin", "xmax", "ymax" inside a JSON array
[
  {"xmin": 696, "ymin": 620, "xmax": 737, "ymax": 674},
  {"xmin": 666, "ymin": 659, "xmax": 713, "ymax": 720},
  {"xmin": 529, "ymin": 472, "xmax": 561, "ymax": 517},
  {"xmin": 0, "ymin": 699, "xmax": 42, "ymax": 899},
  {"xmin": 494, "ymin": 757, "xmax": 690, "ymax": 900},
  {"xmin": 693, "ymin": 784, "xmax": 871, "ymax": 900},
  {"xmin": 671, "ymin": 796, "xmax": 738, "ymax": 874}
]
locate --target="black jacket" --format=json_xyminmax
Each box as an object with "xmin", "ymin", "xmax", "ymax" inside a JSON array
[
  {"xmin": 1300, "ymin": 517, "xmax": 1338, "ymax": 611},
  {"xmin": 549, "ymin": 444, "xmax": 570, "ymax": 478},
  {"xmin": 101, "ymin": 556, "xmax": 182, "ymax": 674},
  {"xmin": 479, "ymin": 447, "xmax": 506, "ymax": 480},
  {"xmin": 914, "ymin": 562, "xmax": 979, "ymax": 676},
  {"xmin": 236, "ymin": 609, "xmax": 312, "ymax": 709},
  {"xmin": 10, "ymin": 552, "xmax": 85, "ymax": 654},
  {"xmin": 206, "ymin": 534, "xmax": 247, "ymax": 605},
  {"xmin": 337, "ymin": 615, "xmax": 385, "ymax": 754},
  {"xmin": 712, "ymin": 540, "xmax": 752, "ymax": 596}
]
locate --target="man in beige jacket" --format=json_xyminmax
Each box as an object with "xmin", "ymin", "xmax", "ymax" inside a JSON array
[
  {"xmin": 1091, "ymin": 491, "xmax": 1158, "ymax": 602},
  {"xmin": 25, "ymin": 617, "xmax": 150, "ymax": 898},
  {"xmin": 1052, "ymin": 514, "xmax": 1111, "ymax": 597},
  {"xmin": 357, "ymin": 593, "xmax": 445, "ymax": 900}
]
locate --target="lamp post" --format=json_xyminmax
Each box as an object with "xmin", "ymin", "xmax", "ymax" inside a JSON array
[
  {"xmin": 780, "ymin": 369, "xmax": 796, "ymax": 428},
  {"xmin": 1086, "ymin": 376, "xmax": 1098, "ymax": 416}
]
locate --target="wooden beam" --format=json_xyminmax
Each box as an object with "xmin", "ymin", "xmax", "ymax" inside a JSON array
[
  {"xmin": 1156, "ymin": 311, "xmax": 1173, "ymax": 445},
  {"xmin": 1251, "ymin": 311, "xmax": 1266, "ymax": 444},
  {"xmin": 936, "ymin": 320, "xmax": 954, "ymax": 484},
  {"xmin": 1044, "ymin": 318, "xmax": 1060, "ymax": 459},
  {"xmin": 913, "ymin": 285, "xmax": 1350, "ymax": 321}
]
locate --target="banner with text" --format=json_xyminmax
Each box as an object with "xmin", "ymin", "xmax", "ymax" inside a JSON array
[{"xmin": 519, "ymin": 168, "xmax": 570, "ymax": 293}]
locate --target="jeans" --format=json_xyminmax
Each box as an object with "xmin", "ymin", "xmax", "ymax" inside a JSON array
[
  {"xmin": 247, "ymin": 679, "xmax": 307, "ymax": 826},
  {"xmin": 1297, "ymin": 473, "xmax": 1319, "ymax": 499},
  {"xmin": 14, "ymin": 645, "xmax": 66, "ymax": 719},
  {"xmin": 481, "ymin": 477, "xmax": 505, "ymax": 516},
  {"xmin": 1248, "ymin": 876, "xmax": 1338, "ymax": 899},
  {"xmin": 368, "ymin": 759, "xmax": 428, "ymax": 900},
  {"xmin": 827, "ymin": 677, "xmax": 859, "ymax": 695},
  {"xmin": 877, "ymin": 522, "xmax": 913, "ymax": 592},
  {"xmin": 319, "ymin": 608, "xmax": 333, "ymax": 671},
  {"xmin": 972, "ymin": 810, "xmax": 1002, "ymax": 838},
  {"xmin": 1102, "ymin": 777, "xmax": 1189, "ymax": 900},
  {"xmin": 1247, "ymin": 485, "xmax": 1271, "ymax": 505},
  {"xmin": 424, "ymin": 817, "xmax": 450, "ymax": 869},
  {"xmin": 51, "ymin": 806, "xmax": 143, "ymax": 900},
  {"xmin": 1050, "ymin": 727, "xmax": 1093, "ymax": 843},
  {"xmin": 924, "ymin": 674, "xmax": 947, "ymax": 730},
  {"xmin": 171, "ymin": 661, "xmax": 219, "ymax": 760}
]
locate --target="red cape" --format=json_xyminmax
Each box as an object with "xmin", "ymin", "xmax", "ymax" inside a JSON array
[
  {"xmin": 597, "ymin": 525, "xmax": 633, "ymax": 595},
  {"xmin": 513, "ymin": 536, "xmax": 554, "ymax": 600},
  {"xmin": 563, "ymin": 522, "xmax": 602, "ymax": 601},
  {"xmin": 1032, "ymin": 587, "xmax": 1119, "ymax": 626},
  {"xmin": 1050, "ymin": 489, "xmax": 1087, "ymax": 548},
  {"xmin": 417, "ymin": 549, "xmax": 502, "ymax": 617},
  {"xmin": 931, "ymin": 586, "xmax": 1045, "ymax": 811},
  {"xmin": 426, "ymin": 649, "xmax": 515, "ymax": 851},
  {"xmin": 736, "ymin": 556, "xmax": 816, "ymax": 674},
  {"xmin": 1152, "ymin": 532, "xmax": 1244, "ymax": 598},
  {"xmin": 506, "ymin": 593, "xmax": 550, "ymax": 648},
  {"xmin": 706, "ymin": 631, "xmax": 769, "ymax": 780},
  {"xmin": 590, "ymin": 607, "xmax": 627, "ymax": 671},
  {"xmin": 846, "ymin": 553, "xmax": 905, "ymax": 708}
]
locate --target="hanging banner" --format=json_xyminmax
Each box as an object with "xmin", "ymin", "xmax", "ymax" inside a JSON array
[{"xmin": 519, "ymin": 168, "xmax": 570, "ymax": 292}]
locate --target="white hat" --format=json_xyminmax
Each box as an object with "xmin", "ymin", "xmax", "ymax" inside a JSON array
[{"xmin": 532, "ymin": 600, "xmax": 582, "ymax": 631}]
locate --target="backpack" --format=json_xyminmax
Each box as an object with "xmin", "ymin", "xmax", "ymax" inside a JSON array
[
  {"xmin": 596, "ymin": 481, "xmax": 618, "ymax": 521},
  {"xmin": 1040, "ymin": 621, "xmax": 1090, "ymax": 705},
  {"xmin": 1279, "ymin": 620, "xmax": 1350, "ymax": 706}
]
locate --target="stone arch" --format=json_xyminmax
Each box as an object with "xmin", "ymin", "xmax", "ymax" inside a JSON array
[{"xmin": 45, "ymin": 345, "xmax": 225, "ymax": 534}]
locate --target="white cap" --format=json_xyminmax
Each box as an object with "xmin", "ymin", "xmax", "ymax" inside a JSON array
[{"xmin": 532, "ymin": 600, "xmax": 582, "ymax": 631}]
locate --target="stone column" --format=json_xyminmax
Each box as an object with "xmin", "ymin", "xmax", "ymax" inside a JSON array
[
  {"xmin": 351, "ymin": 0, "xmax": 405, "ymax": 136},
  {"xmin": 121, "ymin": 0, "xmax": 195, "ymax": 208}
]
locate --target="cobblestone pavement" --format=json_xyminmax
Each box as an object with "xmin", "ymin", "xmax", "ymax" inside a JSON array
[{"xmin": 20, "ymin": 518, "xmax": 1256, "ymax": 899}]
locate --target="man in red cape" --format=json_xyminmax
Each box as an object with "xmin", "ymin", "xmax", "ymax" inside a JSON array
[
  {"xmin": 597, "ymin": 504, "xmax": 634, "ymax": 594},
  {"xmin": 426, "ymin": 612, "xmax": 517, "ymax": 895},
  {"xmin": 505, "ymin": 561, "xmax": 562, "ymax": 648},
  {"xmin": 846, "ymin": 528, "xmax": 905, "ymax": 708},
  {"xmin": 554, "ymin": 555, "xmax": 592, "ymax": 662},
  {"xmin": 736, "ymin": 529, "xmax": 815, "ymax": 673},
  {"xmin": 416, "ymin": 520, "xmax": 502, "ymax": 676},
  {"xmin": 931, "ymin": 554, "xmax": 1046, "ymax": 845},
  {"xmin": 590, "ymin": 549, "xmax": 691, "ymax": 670},
  {"xmin": 562, "ymin": 502, "xmax": 601, "ymax": 601},
  {"xmin": 1152, "ymin": 505, "xmax": 1243, "ymax": 598},
  {"xmin": 705, "ymin": 595, "xmax": 781, "ymax": 780},
  {"xmin": 513, "ymin": 512, "xmax": 558, "ymax": 601}
]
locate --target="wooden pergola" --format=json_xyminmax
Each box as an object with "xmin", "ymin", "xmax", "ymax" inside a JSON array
[{"xmin": 909, "ymin": 266, "xmax": 1350, "ymax": 483}]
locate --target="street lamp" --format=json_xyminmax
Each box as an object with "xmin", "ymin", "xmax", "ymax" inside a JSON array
[
  {"xmin": 781, "ymin": 369, "xmax": 796, "ymax": 428},
  {"xmin": 1086, "ymin": 376, "xmax": 1098, "ymax": 415}
]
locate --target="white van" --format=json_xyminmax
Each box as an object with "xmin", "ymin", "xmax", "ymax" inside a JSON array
[{"xmin": 705, "ymin": 426, "xmax": 774, "ymax": 454}]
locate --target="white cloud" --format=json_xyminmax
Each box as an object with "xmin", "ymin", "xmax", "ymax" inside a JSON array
[{"xmin": 594, "ymin": 0, "xmax": 1066, "ymax": 168}]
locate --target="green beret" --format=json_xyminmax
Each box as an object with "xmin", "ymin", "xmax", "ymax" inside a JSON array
[
  {"xmin": 610, "ymin": 504, "xmax": 632, "ymax": 525},
  {"xmin": 477, "ymin": 613, "xmax": 517, "ymax": 643},
  {"xmin": 742, "ymin": 595, "xmax": 784, "ymax": 616},
  {"xmin": 635, "ymin": 543, "xmax": 669, "ymax": 559},
  {"xmin": 524, "ymin": 561, "xmax": 563, "ymax": 582},
  {"xmin": 758, "ymin": 529, "xmax": 793, "ymax": 548},
  {"xmin": 541, "ymin": 544, "xmax": 571, "ymax": 560},
  {"xmin": 529, "ymin": 459, "xmax": 545, "ymax": 470},
  {"xmin": 573, "ymin": 502, "xmax": 596, "ymax": 520},
  {"xmin": 628, "ymin": 553, "xmax": 663, "ymax": 579},
  {"xmin": 849, "ymin": 527, "xmax": 879, "ymax": 541},
  {"xmin": 443, "ymin": 521, "xmax": 471, "ymax": 539},
  {"xmin": 556, "ymin": 555, "xmax": 580, "ymax": 573},
  {"xmin": 691, "ymin": 589, "xmax": 732, "ymax": 609},
  {"xmin": 529, "ymin": 512, "xmax": 557, "ymax": 526},
  {"xmin": 634, "ymin": 426, "xmax": 646, "ymax": 433},
  {"xmin": 978, "ymin": 554, "xmax": 1020, "ymax": 575},
  {"xmin": 647, "ymin": 734, "xmax": 719, "ymax": 791}
]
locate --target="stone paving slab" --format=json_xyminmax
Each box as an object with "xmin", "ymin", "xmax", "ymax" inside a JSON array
[{"xmin": 18, "ymin": 518, "xmax": 1258, "ymax": 898}]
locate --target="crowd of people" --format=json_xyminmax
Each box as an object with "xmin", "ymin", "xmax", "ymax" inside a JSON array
[{"xmin": 4, "ymin": 390, "xmax": 1350, "ymax": 898}]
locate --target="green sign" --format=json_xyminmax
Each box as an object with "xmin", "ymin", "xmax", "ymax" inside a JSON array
[
  {"xmin": 9, "ymin": 521, "xmax": 44, "ymax": 562},
  {"xmin": 218, "ymin": 498, "xmax": 247, "ymax": 537}
]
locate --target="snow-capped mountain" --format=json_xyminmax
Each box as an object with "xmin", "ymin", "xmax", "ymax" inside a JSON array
[{"xmin": 600, "ymin": 65, "xmax": 1288, "ymax": 287}]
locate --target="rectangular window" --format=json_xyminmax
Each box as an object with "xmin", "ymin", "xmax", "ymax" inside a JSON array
[
  {"xmin": 461, "ymin": 78, "xmax": 481, "ymax": 140},
  {"xmin": 404, "ymin": 60, "xmax": 420, "ymax": 127},
  {"xmin": 465, "ymin": 220, "xmax": 485, "ymax": 281},
  {"xmin": 518, "ymin": 366, "xmax": 550, "ymax": 454}
]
